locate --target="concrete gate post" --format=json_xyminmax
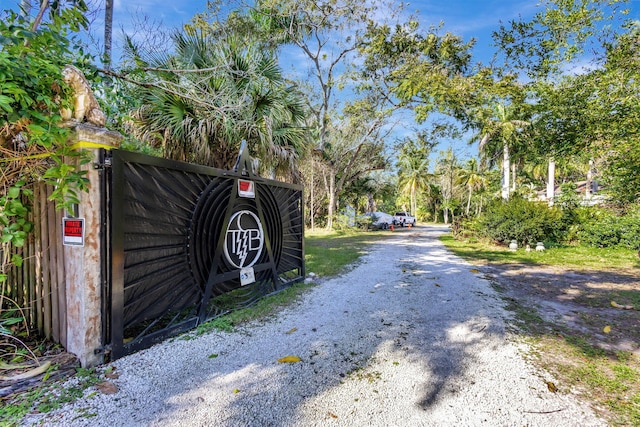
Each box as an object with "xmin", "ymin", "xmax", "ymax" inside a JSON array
[{"xmin": 64, "ymin": 124, "xmax": 122, "ymax": 367}]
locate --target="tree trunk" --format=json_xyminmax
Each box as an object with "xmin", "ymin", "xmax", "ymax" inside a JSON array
[
  {"xmin": 584, "ymin": 159, "xmax": 594, "ymax": 199},
  {"xmin": 466, "ymin": 189, "xmax": 472, "ymax": 215},
  {"xmin": 310, "ymin": 161, "xmax": 315, "ymax": 230},
  {"xmin": 326, "ymin": 173, "xmax": 336, "ymax": 230},
  {"xmin": 411, "ymin": 185, "xmax": 417, "ymax": 218},
  {"xmin": 502, "ymin": 144, "xmax": 510, "ymax": 200},
  {"xmin": 511, "ymin": 162, "xmax": 516, "ymax": 192},
  {"xmin": 547, "ymin": 157, "xmax": 555, "ymax": 206},
  {"xmin": 104, "ymin": 0, "xmax": 114, "ymax": 71}
]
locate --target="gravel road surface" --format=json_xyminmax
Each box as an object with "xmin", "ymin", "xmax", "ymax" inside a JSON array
[{"xmin": 24, "ymin": 225, "xmax": 604, "ymax": 426}]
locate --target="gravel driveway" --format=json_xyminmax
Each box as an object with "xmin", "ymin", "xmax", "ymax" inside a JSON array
[{"xmin": 24, "ymin": 225, "xmax": 604, "ymax": 426}]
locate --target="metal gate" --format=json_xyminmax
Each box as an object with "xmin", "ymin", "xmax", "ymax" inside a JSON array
[{"xmin": 103, "ymin": 147, "xmax": 304, "ymax": 360}]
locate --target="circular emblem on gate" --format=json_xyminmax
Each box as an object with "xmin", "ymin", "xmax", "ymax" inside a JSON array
[{"xmin": 224, "ymin": 210, "xmax": 264, "ymax": 269}]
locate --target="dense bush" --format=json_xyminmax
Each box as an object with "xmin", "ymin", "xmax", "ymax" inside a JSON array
[
  {"xmin": 579, "ymin": 207, "xmax": 640, "ymax": 250},
  {"xmin": 474, "ymin": 196, "xmax": 565, "ymax": 245}
]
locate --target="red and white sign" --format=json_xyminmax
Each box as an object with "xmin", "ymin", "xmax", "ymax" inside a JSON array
[
  {"xmin": 237, "ymin": 179, "xmax": 255, "ymax": 198},
  {"xmin": 63, "ymin": 218, "xmax": 85, "ymax": 246}
]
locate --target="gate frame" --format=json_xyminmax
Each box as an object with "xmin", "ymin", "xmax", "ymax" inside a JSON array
[{"xmin": 106, "ymin": 144, "xmax": 305, "ymax": 360}]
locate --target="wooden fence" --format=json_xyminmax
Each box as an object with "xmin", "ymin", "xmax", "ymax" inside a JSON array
[{"xmin": 2, "ymin": 182, "xmax": 67, "ymax": 348}]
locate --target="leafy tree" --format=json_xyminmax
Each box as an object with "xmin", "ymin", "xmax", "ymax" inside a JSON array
[
  {"xmin": 0, "ymin": 4, "xmax": 91, "ymax": 337},
  {"xmin": 475, "ymin": 102, "xmax": 531, "ymax": 200},
  {"xmin": 122, "ymin": 30, "xmax": 308, "ymax": 176},
  {"xmin": 360, "ymin": 19, "xmax": 483, "ymax": 125},
  {"xmin": 493, "ymin": 0, "xmax": 629, "ymax": 79},
  {"xmin": 434, "ymin": 148, "xmax": 462, "ymax": 224},
  {"xmin": 457, "ymin": 158, "xmax": 487, "ymax": 215},
  {"xmin": 396, "ymin": 134, "xmax": 434, "ymax": 217},
  {"xmin": 317, "ymin": 109, "xmax": 389, "ymax": 227},
  {"xmin": 191, "ymin": 0, "xmax": 402, "ymax": 228},
  {"xmin": 493, "ymin": 0, "xmax": 640, "ymax": 207}
]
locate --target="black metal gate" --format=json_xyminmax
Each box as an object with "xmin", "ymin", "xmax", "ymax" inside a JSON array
[{"xmin": 103, "ymin": 147, "xmax": 304, "ymax": 360}]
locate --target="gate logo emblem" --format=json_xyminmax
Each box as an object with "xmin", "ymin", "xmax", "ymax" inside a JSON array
[{"xmin": 224, "ymin": 210, "xmax": 264, "ymax": 269}]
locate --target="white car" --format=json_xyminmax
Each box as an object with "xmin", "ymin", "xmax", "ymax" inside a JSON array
[{"xmin": 364, "ymin": 211, "xmax": 394, "ymax": 230}]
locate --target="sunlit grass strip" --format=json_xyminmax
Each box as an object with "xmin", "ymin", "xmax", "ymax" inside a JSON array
[
  {"xmin": 305, "ymin": 229, "xmax": 391, "ymax": 277},
  {"xmin": 440, "ymin": 234, "xmax": 639, "ymax": 270}
]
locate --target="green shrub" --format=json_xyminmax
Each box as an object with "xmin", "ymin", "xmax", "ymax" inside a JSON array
[
  {"xmin": 579, "ymin": 208, "xmax": 640, "ymax": 250},
  {"xmin": 474, "ymin": 196, "xmax": 565, "ymax": 245}
]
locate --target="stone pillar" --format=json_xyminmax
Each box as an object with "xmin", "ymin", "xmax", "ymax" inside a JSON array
[{"xmin": 64, "ymin": 123, "xmax": 122, "ymax": 367}]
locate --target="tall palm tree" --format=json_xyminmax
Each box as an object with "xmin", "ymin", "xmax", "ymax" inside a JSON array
[
  {"xmin": 127, "ymin": 30, "xmax": 308, "ymax": 176},
  {"xmin": 397, "ymin": 151, "xmax": 430, "ymax": 218},
  {"xmin": 476, "ymin": 103, "xmax": 530, "ymax": 199},
  {"xmin": 457, "ymin": 157, "xmax": 487, "ymax": 215}
]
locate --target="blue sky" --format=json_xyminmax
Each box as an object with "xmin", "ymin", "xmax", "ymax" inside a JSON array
[
  {"xmin": 90, "ymin": 0, "xmax": 539, "ymax": 159},
  {"xmin": 7, "ymin": 0, "xmax": 638, "ymax": 159},
  {"xmin": 103, "ymin": 0, "xmax": 537, "ymax": 63}
]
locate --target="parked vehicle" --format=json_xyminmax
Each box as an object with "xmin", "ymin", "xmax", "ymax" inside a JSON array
[
  {"xmin": 392, "ymin": 211, "xmax": 416, "ymax": 227},
  {"xmin": 363, "ymin": 211, "xmax": 394, "ymax": 230}
]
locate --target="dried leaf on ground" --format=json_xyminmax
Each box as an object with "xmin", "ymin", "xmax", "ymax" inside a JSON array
[
  {"xmin": 278, "ymin": 356, "xmax": 301, "ymax": 363},
  {"xmin": 0, "ymin": 361, "xmax": 51, "ymax": 381},
  {"xmin": 96, "ymin": 381, "xmax": 118, "ymax": 394},
  {"xmin": 104, "ymin": 371, "xmax": 119, "ymax": 379}
]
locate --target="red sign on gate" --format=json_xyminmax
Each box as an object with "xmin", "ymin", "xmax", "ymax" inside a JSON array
[
  {"xmin": 63, "ymin": 218, "xmax": 85, "ymax": 246},
  {"xmin": 237, "ymin": 179, "xmax": 255, "ymax": 198}
]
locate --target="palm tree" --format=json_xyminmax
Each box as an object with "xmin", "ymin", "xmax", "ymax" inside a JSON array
[
  {"xmin": 435, "ymin": 148, "xmax": 460, "ymax": 224},
  {"xmin": 397, "ymin": 150, "xmax": 430, "ymax": 218},
  {"xmin": 126, "ymin": 30, "xmax": 308, "ymax": 176},
  {"xmin": 458, "ymin": 158, "xmax": 487, "ymax": 215},
  {"xmin": 476, "ymin": 103, "xmax": 530, "ymax": 199}
]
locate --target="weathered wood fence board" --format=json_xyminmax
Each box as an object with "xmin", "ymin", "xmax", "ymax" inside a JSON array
[{"xmin": 2, "ymin": 182, "xmax": 66, "ymax": 347}]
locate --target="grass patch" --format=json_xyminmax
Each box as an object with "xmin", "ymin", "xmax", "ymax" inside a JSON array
[
  {"xmin": 536, "ymin": 336, "xmax": 640, "ymax": 426},
  {"xmin": 1, "ymin": 366, "xmax": 103, "ymax": 426},
  {"xmin": 440, "ymin": 235, "xmax": 639, "ymax": 270},
  {"xmin": 305, "ymin": 229, "xmax": 390, "ymax": 277}
]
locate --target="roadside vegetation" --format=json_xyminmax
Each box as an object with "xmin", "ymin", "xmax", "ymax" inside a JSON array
[{"xmin": 442, "ymin": 231, "xmax": 640, "ymax": 425}]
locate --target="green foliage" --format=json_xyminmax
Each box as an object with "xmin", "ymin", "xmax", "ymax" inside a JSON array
[
  {"xmin": 123, "ymin": 29, "xmax": 308, "ymax": 174},
  {"xmin": 0, "ymin": 5, "xmax": 92, "ymax": 336},
  {"xmin": 475, "ymin": 195, "xmax": 565, "ymax": 245},
  {"xmin": 493, "ymin": 0, "xmax": 628, "ymax": 78},
  {"xmin": 602, "ymin": 139, "xmax": 640, "ymax": 206},
  {"xmin": 0, "ymin": 180, "xmax": 32, "ymax": 249},
  {"xmin": 196, "ymin": 317, "xmax": 234, "ymax": 334},
  {"xmin": 579, "ymin": 207, "xmax": 640, "ymax": 250},
  {"xmin": 1, "ymin": 364, "xmax": 101, "ymax": 425}
]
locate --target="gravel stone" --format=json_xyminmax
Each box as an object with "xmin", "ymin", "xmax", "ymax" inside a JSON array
[{"xmin": 22, "ymin": 225, "xmax": 605, "ymax": 427}]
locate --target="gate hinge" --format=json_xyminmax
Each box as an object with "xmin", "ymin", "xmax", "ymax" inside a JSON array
[
  {"xmin": 94, "ymin": 344, "xmax": 112, "ymax": 356},
  {"xmin": 93, "ymin": 156, "xmax": 112, "ymax": 170}
]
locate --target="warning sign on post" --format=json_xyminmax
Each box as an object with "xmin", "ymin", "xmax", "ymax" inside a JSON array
[{"xmin": 63, "ymin": 218, "xmax": 85, "ymax": 246}]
